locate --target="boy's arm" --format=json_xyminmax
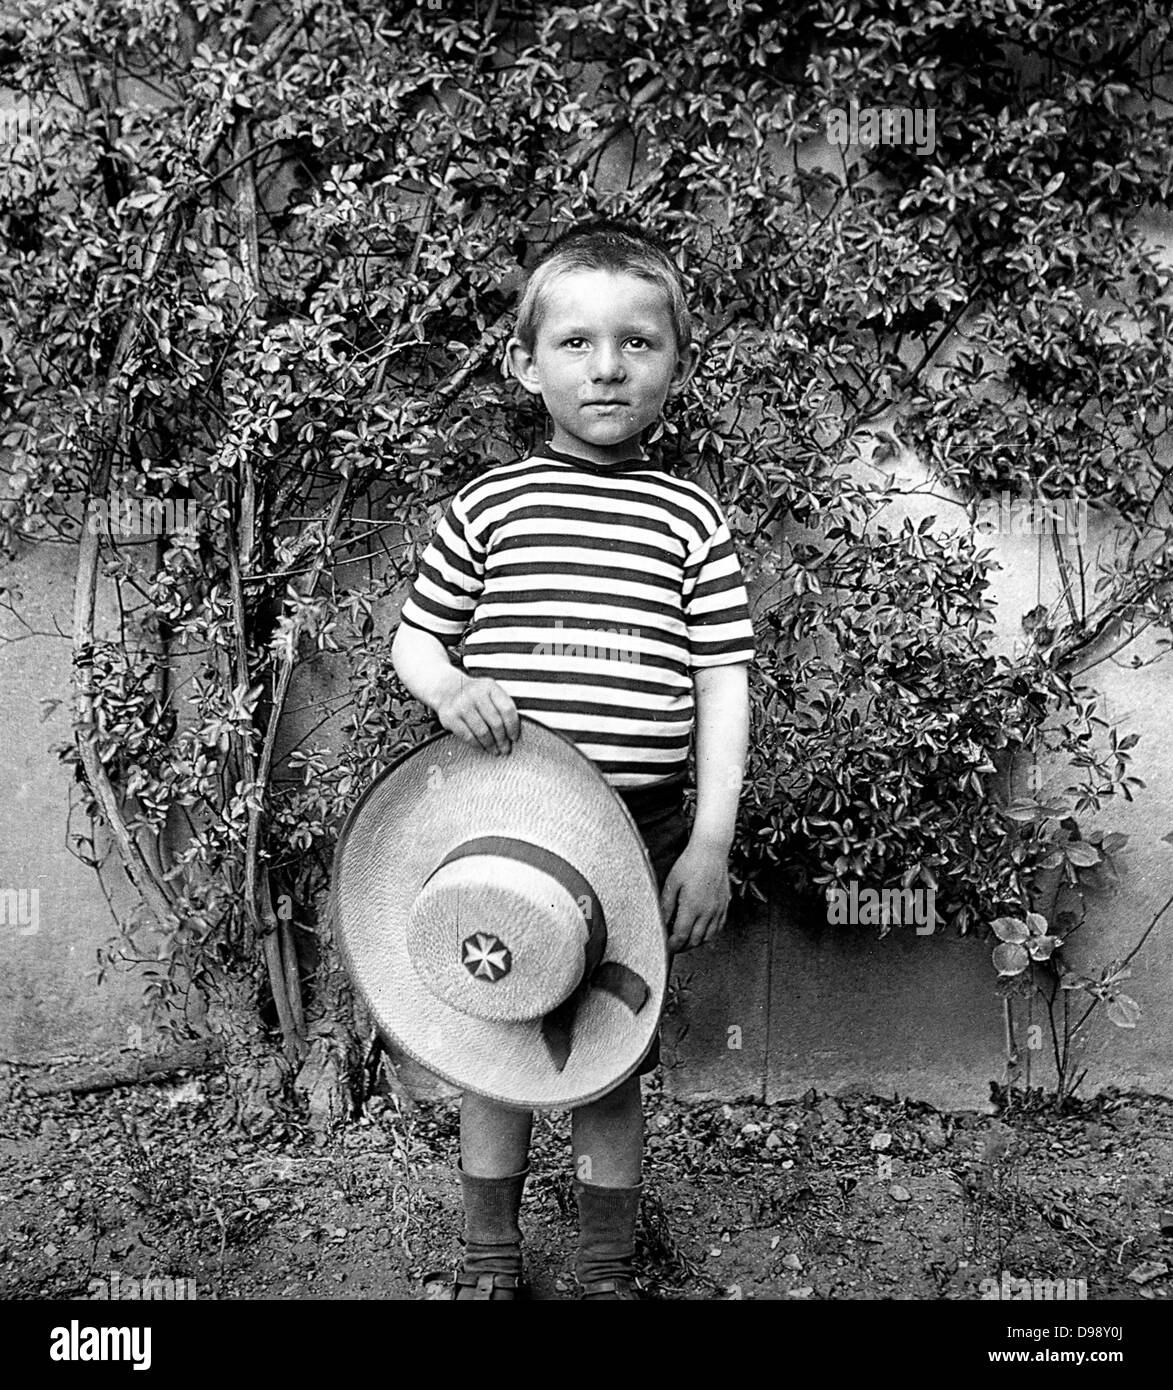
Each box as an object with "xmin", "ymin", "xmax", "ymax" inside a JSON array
[
  {"xmin": 692, "ymin": 661, "xmax": 750, "ymax": 852},
  {"xmin": 391, "ymin": 623, "xmax": 519, "ymax": 756},
  {"xmin": 661, "ymin": 661, "xmax": 750, "ymax": 952}
]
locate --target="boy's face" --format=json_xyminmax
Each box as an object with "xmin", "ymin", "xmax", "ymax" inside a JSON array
[{"xmin": 507, "ymin": 269, "xmax": 699, "ymax": 466}]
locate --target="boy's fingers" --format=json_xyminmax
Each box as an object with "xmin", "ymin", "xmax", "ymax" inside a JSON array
[
  {"xmin": 477, "ymin": 708, "xmax": 510, "ymax": 755},
  {"xmin": 659, "ymin": 875, "xmax": 681, "ymax": 928},
  {"xmin": 458, "ymin": 709, "xmax": 496, "ymax": 754},
  {"xmin": 689, "ymin": 911, "xmax": 721, "ymax": 951},
  {"xmin": 667, "ymin": 896, "xmax": 697, "ymax": 952},
  {"xmin": 669, "ymin": 924, "xmax": 695, "ymax": 953},
  {"xmin": 673, "ymin": 901, "xmax": 727, "ymax": 953},
  {"xmin": 486, "ymin": 685, "xmax": 521, "ymax": 747}
]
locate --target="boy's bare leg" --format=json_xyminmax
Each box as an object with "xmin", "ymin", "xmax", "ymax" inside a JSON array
[
  {"xmin": 570, "ymin": 1072, "xmax": 642, "ymax": 1184},
  {"xmin": 460, "ymin": 1092, "xmax": 533, "ymax": 1175},
  {"xmin": 570, "ymin": 1073, "xmax": 644, "ymax": 1297},
  {"xmin": 446, "ymin": 1094, "xmax": 533, "ymax": 1298}
]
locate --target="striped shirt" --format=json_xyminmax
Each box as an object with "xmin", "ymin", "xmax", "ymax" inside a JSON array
[{"xmin": 398, "ymin": 448, "xmax": 756, "ymax": 789}]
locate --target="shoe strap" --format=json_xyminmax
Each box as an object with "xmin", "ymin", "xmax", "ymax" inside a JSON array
[
  {"xmin": 580, "ymin": 1277, "xmax": 637, "ymax": 1298},
  {"xmin": 455, "ymin": 1270, "xmax": 522, "ymax": 1299}
]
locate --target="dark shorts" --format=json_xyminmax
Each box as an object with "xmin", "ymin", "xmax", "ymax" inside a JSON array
[{"xmin": 614, "ymin": 774, "xmax": 690, "ymax": 1077}]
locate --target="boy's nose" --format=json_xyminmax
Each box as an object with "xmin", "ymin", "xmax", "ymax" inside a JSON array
[{"xmin": 590, "ymin": 343, "xmax": 626, "ymax": 380}]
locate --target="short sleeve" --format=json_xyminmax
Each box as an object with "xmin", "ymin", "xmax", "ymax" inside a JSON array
[
  {"xmin": 397, "ymin": 492, "xmax": 484, "ymax": 647},
  {"xmin": 682, "ymin": 511, "xmax": 755, "ymax": 668}
]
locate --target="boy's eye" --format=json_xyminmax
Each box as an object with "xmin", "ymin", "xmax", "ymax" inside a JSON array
[
  {"xmin": 626, "ymin": 337, "xmax": 650, "ymax": 350},
  {"xmin": 562, "ymin": 336, "xmax": 588, "ymax": 349}
]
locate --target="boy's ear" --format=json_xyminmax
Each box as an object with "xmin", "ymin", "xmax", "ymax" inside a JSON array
[
  {"xmin": 667, "ymin": 341, "xmax": 701, "ymax": 396},
  {"xmin": 506, "ymin": 337, "xmax": 544, "ymax": 395}
]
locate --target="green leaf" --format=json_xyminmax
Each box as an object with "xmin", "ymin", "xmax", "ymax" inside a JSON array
[
  {"xmin": 1106, "ymin": 995, "xmax": 1141, "ymax": 1029},
  {"xmin": 1064, "ymin": 842, "xmax": 1101, "ymax": 868},
  {"xmin": 990, "ymin": 916, "xmax": 1029, "ymax": 944},
  {"xmin": 992, "ymin": 942, "xmax": 1030, "ymax": 976}
]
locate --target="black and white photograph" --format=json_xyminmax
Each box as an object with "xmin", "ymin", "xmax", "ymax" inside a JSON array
[{"xmin": 1, "ymin": 0, "xmax": 1171, "ymax": 1364}]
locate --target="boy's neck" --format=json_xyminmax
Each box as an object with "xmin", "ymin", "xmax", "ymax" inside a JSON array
[{"xmin": 536, "ymin": 440, "xmax": 652, "ymax": 473}]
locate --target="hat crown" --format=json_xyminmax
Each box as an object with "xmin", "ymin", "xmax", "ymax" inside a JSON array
[{"xmin": 406, "ymin": 850, "xmax": 591, "ymax": 1022}]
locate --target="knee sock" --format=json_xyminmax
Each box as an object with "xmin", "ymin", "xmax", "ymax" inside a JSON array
[
  {"xmin": 574, "ymin": 1177, "xmax": 642, "ymax": 1289},
  {"xmin": 458, "ymin": 1164, "xmax": 528, "ymax": 1276}
]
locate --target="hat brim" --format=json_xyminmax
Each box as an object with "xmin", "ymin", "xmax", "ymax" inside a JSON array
[{"xmin": 328, "ymin": 717, "xmax": 669, "ymax": 1110}]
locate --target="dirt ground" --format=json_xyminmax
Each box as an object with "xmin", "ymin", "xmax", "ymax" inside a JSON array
[{"xmin": 1, "ymin": 1065, "xmax": 1171, "ymax": 1301}]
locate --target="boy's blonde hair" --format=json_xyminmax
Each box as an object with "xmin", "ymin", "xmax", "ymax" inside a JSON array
[{"xmin": 514, "ymin": 219, "xmax": 693, "ymax": 354}]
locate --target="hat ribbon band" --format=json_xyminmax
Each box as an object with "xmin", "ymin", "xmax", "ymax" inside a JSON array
[{"xmin": 431, "ymin": 836, "xmax": 650, "ymax": 1071}]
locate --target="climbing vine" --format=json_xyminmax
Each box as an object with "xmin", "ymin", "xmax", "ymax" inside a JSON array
[{"xmin": 2, "ymin": 0, "xmax": 1171, "ymax": 1119}]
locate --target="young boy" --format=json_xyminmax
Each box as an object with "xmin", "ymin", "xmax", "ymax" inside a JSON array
[{"xmin": 391, "ymin": 220, "xmax": 754, "ymax": 1299}]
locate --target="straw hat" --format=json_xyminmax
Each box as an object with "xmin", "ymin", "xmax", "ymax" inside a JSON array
[{"xmin": 329, "ymin": 716, "xmax": 668, "ymax": 1110}]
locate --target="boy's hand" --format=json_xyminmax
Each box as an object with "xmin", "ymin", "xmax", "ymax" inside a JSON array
[
  {"xmin": 660, "ymin": 839, "xmax": 731, "ymax": 953},
  {"xmin": 436, "ymin": 676, "xmax": 520, "ymax": 756}
]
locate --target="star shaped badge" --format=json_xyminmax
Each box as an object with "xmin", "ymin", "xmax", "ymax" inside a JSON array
[{"xmin": 461, "ymin": 932, "xmax": 512, "ymax": 982}]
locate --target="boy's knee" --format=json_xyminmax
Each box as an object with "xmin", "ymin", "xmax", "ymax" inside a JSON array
[{"xmin": 575, "ymin": 1073, "xmax": 641, "ymax": 1119}]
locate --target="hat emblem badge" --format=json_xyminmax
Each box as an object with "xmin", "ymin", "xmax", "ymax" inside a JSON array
[{"xmin": 462, "ymin": 932, "xmax": 512, "ymax": 982}]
